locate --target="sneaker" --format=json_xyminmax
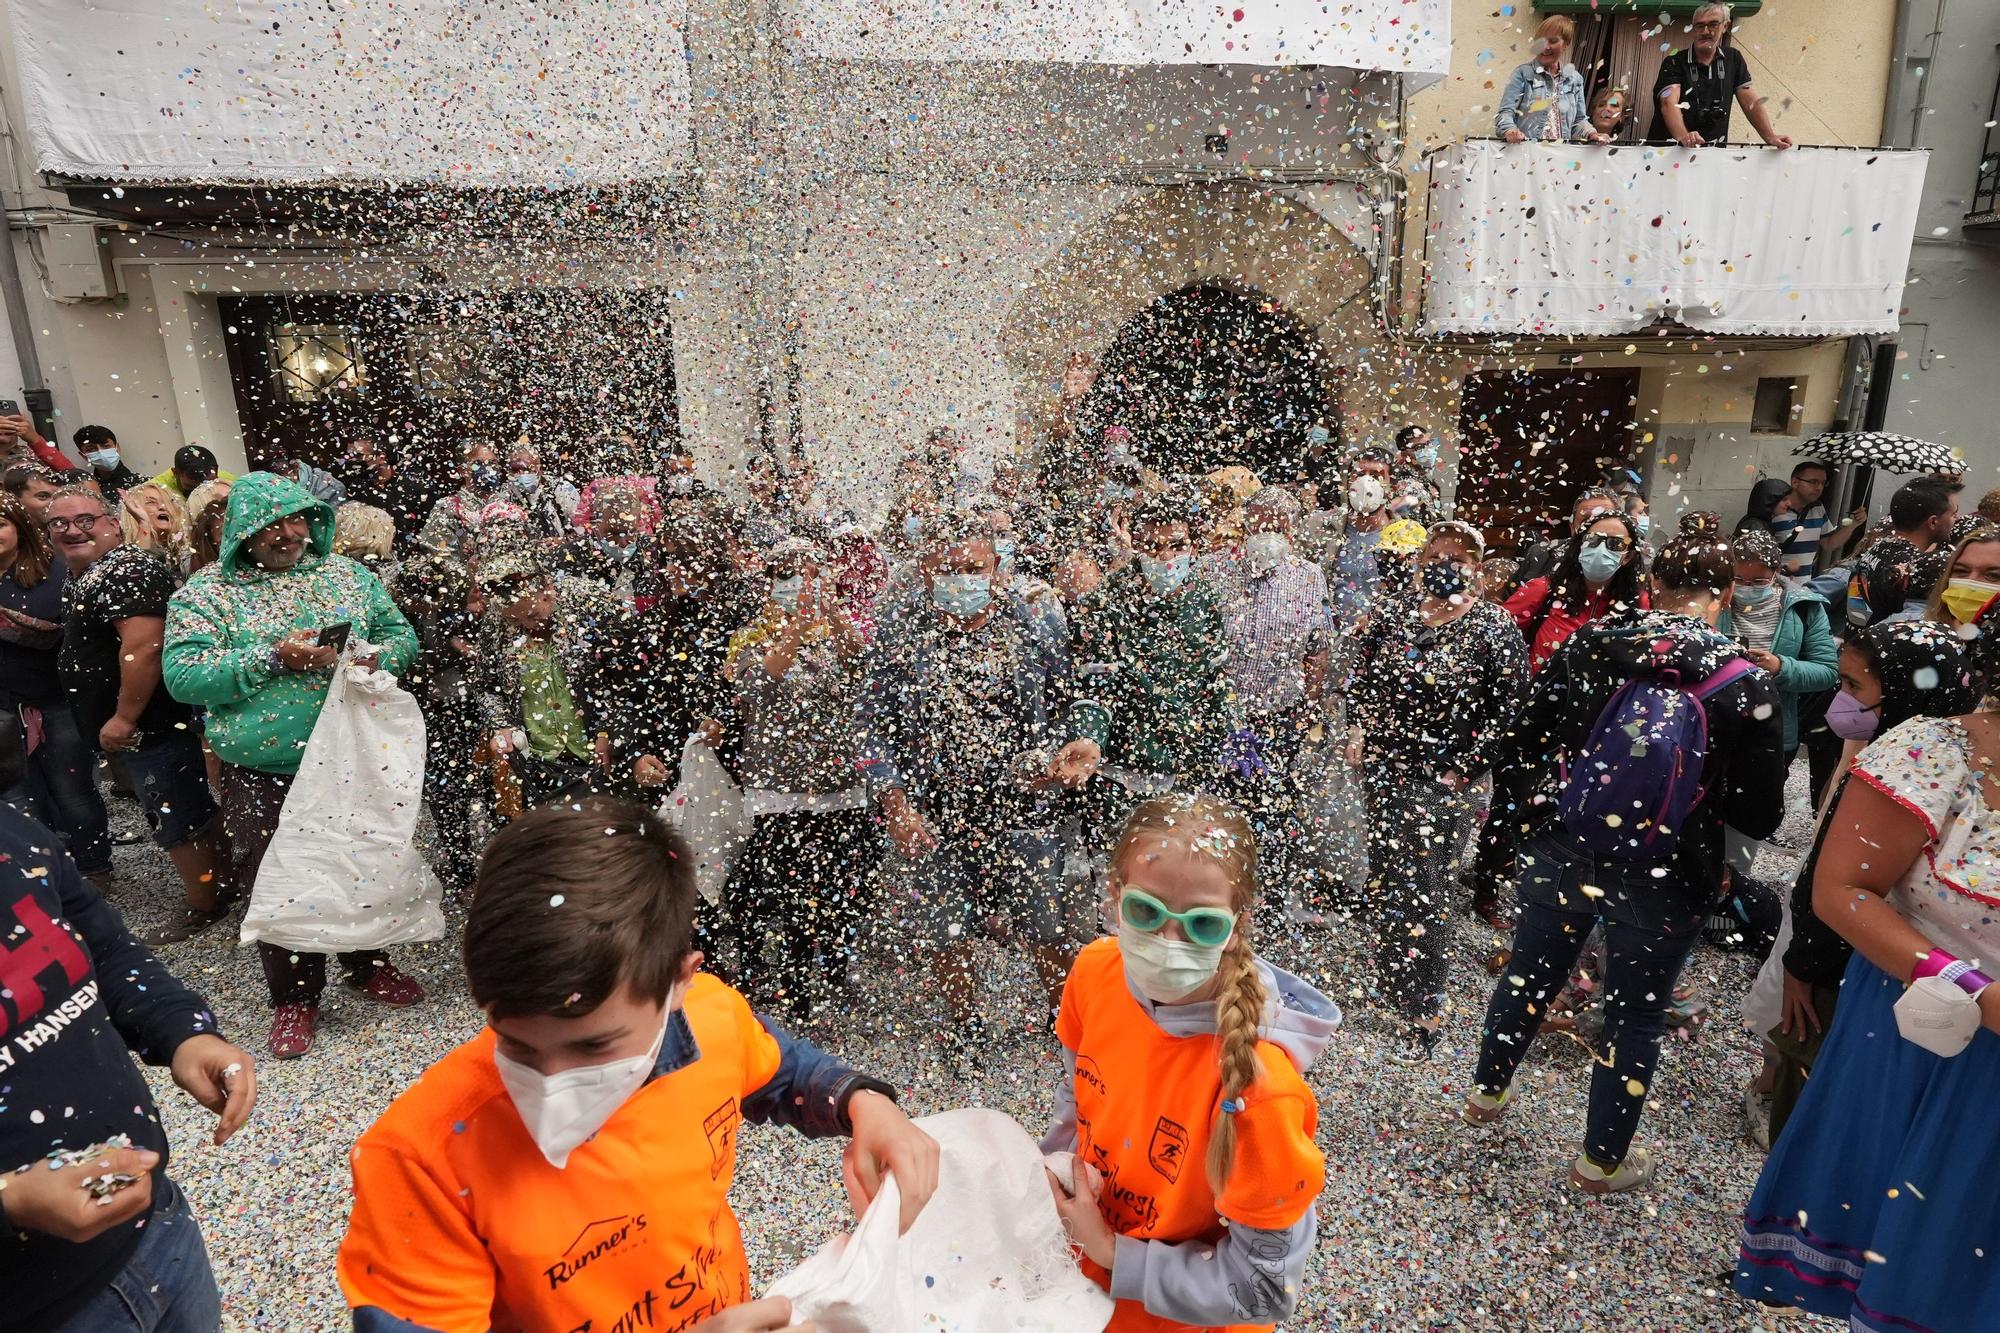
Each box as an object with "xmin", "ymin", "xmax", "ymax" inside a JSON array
[
  {"xmin": 1743, "ymin": 1084, "xmax": 1774, "ymax": 1152},
  {"xmin": 1390, "ymin": 1023, "xmax": 1440, "ymax": 1066},
  {"xmin": 347, "ymin": 964, "xmax": 426, "ymax": 1008},
  {"xmin": 1461, "ymin": 1086, "xmax": 1512, "ymax": 1125},
  {"xmin": 268, "ymin": 1003, "xmax": 318, "ymax": 1059},
  {"xmin": 1569, "ymin": 1147, "xmax": 1657, "ymax": 1194},
  {"xmin": 139, "ymin": 902, "xmax": 233, "ymax": 947}
]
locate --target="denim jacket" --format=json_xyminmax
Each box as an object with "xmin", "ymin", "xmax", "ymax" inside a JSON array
[{"xmin": 1495, "ymin": 61, "xmax": 1591, "ymax": 141}]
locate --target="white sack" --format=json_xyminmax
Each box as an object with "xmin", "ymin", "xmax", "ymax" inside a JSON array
[
  {"xmin": 240, "ymin": 655, "xmax": 444, "ymax": 953},
  {"xmin": 659, "ymin": 739, "xmax": 752, "ymax": 906},
  {"xmin": 766, "ymin": 1108, "xmax": 1113, "ymax": 1332}
]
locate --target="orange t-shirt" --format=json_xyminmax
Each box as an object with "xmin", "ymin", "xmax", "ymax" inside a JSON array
[
  {"xmin": 338, "ymin": 975, "xmax": 781, "ymax": 1333},
  {"xmin": 1056, "ymin": 936, "xmax": 1325, "ymax": 1333}
]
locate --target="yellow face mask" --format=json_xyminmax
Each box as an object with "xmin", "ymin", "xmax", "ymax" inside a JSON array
[{"xmin": 1940, "ymin": 578, "xmax": 2000, "ymax": 625}]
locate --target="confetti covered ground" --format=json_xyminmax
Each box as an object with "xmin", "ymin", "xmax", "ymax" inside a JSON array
[{"xmin": 106, "ymin": 788, "xmax": 1825, "ymax": 1332}]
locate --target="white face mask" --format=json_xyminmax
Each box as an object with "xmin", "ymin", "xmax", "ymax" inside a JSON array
[
  {"xmin": 1893, "ymin": 975, "xmax": 1985, "ymax": 1059},
  {"xmin": 493, "ymin": 997, "xmax": 676, "ymax": 1169},
  {"xmin": 1118, "ymin": 921, "xmax": 1227, "ymax": 1004},
  {"xmin": 1347, "ymin": 475, "xmax": 1387, "ymax": 515},
  {"xmin": 1244, "ymin": 531, "xmax": 1291, "ymax": 570}
]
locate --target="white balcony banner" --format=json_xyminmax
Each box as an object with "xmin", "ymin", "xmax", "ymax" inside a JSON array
[
  {"xmin": 1422, "ymin": 141, "xmax": 1929, "ymax": 338},
  {"xmin": 7, "ymin": 0, "xmax": 692, "ymax": 186},
  {"xmin": 799, "ymin": 0, "xmax": 1451, "ymax": 81}
]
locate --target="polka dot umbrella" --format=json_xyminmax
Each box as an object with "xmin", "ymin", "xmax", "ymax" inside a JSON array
[{"xmin": 1795, "ymin": 432, "xmax": 1963, "ymax": 476}]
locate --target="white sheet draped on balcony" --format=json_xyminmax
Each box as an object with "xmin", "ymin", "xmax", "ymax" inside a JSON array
[
  {"xmin": 1421, "ymin": 141, "xmax": 1929, "ymax": 338},
  {"xmin": 7, "ymin": 0, "xmax": 692, "ymax": 186},
  {"xmin": 799, "ymin": 0, "xmax": 1451, "ymax": 83}
]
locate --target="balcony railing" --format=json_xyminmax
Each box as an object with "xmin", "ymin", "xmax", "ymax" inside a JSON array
[
  {"xmin": 1420, "ymin": 140, "xmax": 1929, "ymax": 338},
  {"xmin": 1971, "ymin": 63, "xmax": 2000, "ymax": 231}
]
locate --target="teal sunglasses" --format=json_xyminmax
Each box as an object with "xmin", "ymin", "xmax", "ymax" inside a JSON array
[{"xmin": 1119, "ymin": 888, "xmax": 1237, "ymax": 948}]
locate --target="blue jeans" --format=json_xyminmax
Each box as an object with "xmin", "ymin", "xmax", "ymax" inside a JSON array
[
  {"xmin": 49, "ymin": 1179, "xmax": 221, "ymax": 1333},
  {"xmin": 1471, "ymin": 831, "xmax": 1705, "ymax": 1166},
  {"xmin": 121, "ymin": 729, "xmax": 220, "ymax": 849},
  {"xmin": 6, "ymin": 703, "xmax": 112, "ymax": 874}
]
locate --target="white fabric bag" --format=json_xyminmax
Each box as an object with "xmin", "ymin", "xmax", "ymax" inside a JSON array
[
  {"xmin": 239, "ymin": 652, "xmax": 444, "ymax": 953},
  {"xmin": 659, "ymin": 738, "xmax": 752, "ymax": 905},
  {"xmin": 766, "ymin": 1108, "xmax": 1113, "ymax": 1332}
]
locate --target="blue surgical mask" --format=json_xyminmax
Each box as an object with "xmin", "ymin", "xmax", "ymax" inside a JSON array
[
  {"xmin": 1411, "ymin": 445, "xmax": 1439, "ymax": 470},
  {"xmin": 1139, "ymin": 553, "xmax": 1191, "ymax": 595},
  {"xmin": 594, "ymin": 537, "xmax": 637, "ymax": 561},
  {"xmin": 1102, "ymin": 482, "xmax": 1135, "ymax": 504},
  {"xmin": 511, "ymin": 471, "xmax": 540, "ymax": 494},
  {"xmin": 902, "ymin": 512, "xmax": 922, "ymax": 541},
  {"xmin": 469, "ymin": 464, "xmax": 502, "ymax": 493},
  {"xmin": 1632, "ymin": 514, "xmax": 1651, "ymax": 540},
  {"xmin": 1733, "ymin": 583, "xmax": 1777, "ymax": 609},
  {"xmin": 1577, "ymin": 544, "xmax": 1624, "ymax": 584},
  {"xmin": 771, "ymin": 574, "xmax": 804, "ymax": 613},
  {"xmin": 930, "ymin": 572, "xmax": 992, "ymax": 618},
  {"xmin": 86, "ymin": 448, "xmax": 120, "ymax": 473},
  {"xmin": 993, "ymin": 537, "xmax": 1017, "ymax": 575}
]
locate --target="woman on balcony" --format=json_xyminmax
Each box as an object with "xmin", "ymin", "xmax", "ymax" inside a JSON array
[{"xmin": 1496, "ymin": 16, "xmax": 1612, "ymax": 145}]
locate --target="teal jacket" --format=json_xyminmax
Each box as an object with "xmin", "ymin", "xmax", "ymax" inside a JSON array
[
  {"xmin": 1719, "ymin": 584, "xmax": 1838, "ymax": 752},
  {"xmin": 164, "ymin": 472, "xmax": 417, "ymax": 776}
]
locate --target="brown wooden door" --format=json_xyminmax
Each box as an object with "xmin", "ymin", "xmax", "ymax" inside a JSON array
[
  {"xmin": 218, "ymin": 290, "xmax": 680, "ymax": 479},
  {"xmin": 1455, "ymin": 369, "xmax": 1639, "ymax": 557}
]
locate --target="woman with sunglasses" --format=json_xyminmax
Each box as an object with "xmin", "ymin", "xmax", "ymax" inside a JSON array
[
  {"xmin": 1042, "ymin": 793, "xmax": 1338, "ymax": 1331},
  {"xmin": 1503, "ymin": 509, "xmax": 1648, "ymax": 673},
  {"xmin": 1347, "ymin": 521, "xmax": 1528, "ymax": 1061}
]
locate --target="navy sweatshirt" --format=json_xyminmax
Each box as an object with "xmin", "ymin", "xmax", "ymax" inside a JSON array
[{"xmin": 0, "ymin": 804, "xmax": 220, "ymax": 1331}]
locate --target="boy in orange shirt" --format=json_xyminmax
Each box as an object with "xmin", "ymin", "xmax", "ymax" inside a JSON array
[
  {"xmin": 338, "ymin": 798, "xmax": 938, "ymax": 1333},
  {"xmin": 1044, "ymin": 794, "xmax": 1338, "ymax": 1332}
]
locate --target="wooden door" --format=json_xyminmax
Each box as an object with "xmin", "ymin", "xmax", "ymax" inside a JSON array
[{"xmin": 1455, "ymin": 369, "xmax": 1639, "ymax": 557}]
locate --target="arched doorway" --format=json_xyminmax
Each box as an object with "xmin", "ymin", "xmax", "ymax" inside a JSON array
[{"xmin": 1074, "ymin": 283, "xmax": 1342, "ymax": 484}]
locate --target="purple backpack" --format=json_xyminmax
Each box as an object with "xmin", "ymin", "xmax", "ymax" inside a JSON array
[{"xmin": 1558, "ymin": 658, "xmax": 1756, "ymax": 861}]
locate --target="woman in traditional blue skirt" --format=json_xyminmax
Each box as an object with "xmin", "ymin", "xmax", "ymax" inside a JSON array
[{"xmin": 1734, "ymin": 708, "xmax": 2000, "ymax": 1332}]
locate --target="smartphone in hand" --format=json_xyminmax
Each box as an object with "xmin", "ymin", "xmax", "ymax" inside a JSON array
[{"xmin": 316, "ymin": 622, "xmax": 353, "ymax": 655}]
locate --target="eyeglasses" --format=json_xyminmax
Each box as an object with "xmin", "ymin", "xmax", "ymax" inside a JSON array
[
  {"xmin": 1692, "ymin": 19, "xmax": 1726, "ymax": 31},
  {"xmin": 1118, "ymin": 887, "xmax": 1237, "ymax": 948},
  {"xmin": 46, "ymin": 513, "xmax": 110, "ymax": 535},
  {"xmin": 1581, "ymin": 533, "xmax": 1634, "ymax": 553}
]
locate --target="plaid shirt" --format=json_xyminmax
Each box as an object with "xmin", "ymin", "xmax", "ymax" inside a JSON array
[{"xmin": 1203, "ymin": 553, "xmax": 1332, "ymax": 718}]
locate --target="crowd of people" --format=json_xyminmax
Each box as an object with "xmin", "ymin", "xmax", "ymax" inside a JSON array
[{"xmin": 6, "ymin": 382, "xmax": 1999, "ymax": 1332}]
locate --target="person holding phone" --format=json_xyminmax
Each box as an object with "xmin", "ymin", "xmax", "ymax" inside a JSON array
[
  {"xmin": 0, "ymin": 397, "xmax": 78, "ymax": 474},
  {"xmin": 162, "ymin": 471, "xmax": 421, "ymax": 1059}
]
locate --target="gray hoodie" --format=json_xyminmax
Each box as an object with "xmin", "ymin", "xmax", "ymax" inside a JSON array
[{"xmin": 1043, "ymin": 955, "xmax": 1340, "ymax": 1326}]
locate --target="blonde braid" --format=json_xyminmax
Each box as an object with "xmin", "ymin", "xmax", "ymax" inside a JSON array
[{"xmin": 1205, "ymin": 924, "xmax": 1267, "ymax": 1194}]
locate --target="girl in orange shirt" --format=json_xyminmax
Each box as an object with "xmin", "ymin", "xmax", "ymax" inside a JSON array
[{"xmin": 1044, "ymin": 794, "xmax": 1338, "ymax": 1332}]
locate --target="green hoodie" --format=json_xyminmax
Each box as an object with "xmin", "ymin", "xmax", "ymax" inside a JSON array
[{"xmin": 163, "ymin": 472, "xmax": 417, "ymax": 775}]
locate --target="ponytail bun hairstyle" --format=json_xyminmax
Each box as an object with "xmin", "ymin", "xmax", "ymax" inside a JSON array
[
  {"xmin": 1110, "ymin": 794, "xmax": 1265, "ymax": 1194},
  {"xmin": 1652, "ymin": 510, "xmax": 1734, "ymax": 595}
]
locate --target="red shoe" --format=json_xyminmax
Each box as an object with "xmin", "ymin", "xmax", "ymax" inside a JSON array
[
  {"xmin": 348, "ymin": 964, "xmax": 426, "ymax": 1008},
  {"xmin": 268, "ymin": 1003, "xmax": 318, "ymax": 1059}
]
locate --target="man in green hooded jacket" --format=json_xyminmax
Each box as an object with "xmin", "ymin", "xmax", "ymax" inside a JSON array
[{"xmin": 164, "ymin": 471, "xmax": 422, "ymax": 1060}]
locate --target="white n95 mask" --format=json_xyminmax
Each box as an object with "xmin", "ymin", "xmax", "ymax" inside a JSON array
[
  {"xmin": 1893, "ymin": 976, "xmax": 1984, "ymax": 1059},
  {"xmin": 494, "ymin": 1000, "xmax": 674, "ymax": 1168}
]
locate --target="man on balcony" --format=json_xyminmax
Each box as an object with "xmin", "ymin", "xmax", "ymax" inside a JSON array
[{"xmin": 1648, "ymin": 3, "xmax": 1793, "ymax": 149}]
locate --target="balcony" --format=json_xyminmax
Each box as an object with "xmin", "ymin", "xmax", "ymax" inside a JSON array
[
  {"xmin": 1971, "ymin": 64, "xmax": 2000, "ymax": 231},
  {"xmin": 1420, "ymin": 140, "xmax": 1929, "ymax": 339}
]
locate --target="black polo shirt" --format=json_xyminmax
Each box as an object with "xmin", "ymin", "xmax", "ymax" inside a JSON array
[{"xmin": 1647, "ymin": 45, "xmax": 1752, "ymax": 144}]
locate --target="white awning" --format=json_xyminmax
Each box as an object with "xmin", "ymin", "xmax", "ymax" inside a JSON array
[
  {"xmin": 7, "ymin": 0, "xmax": 692, "ymax": 186},
  {"xmin": 1421, "ymin": 141, "xmax": 1928, "ymax": 338},
  {"xmin": 799, "ymin": 0, "xmax": 1450, "ymax": 82}
]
